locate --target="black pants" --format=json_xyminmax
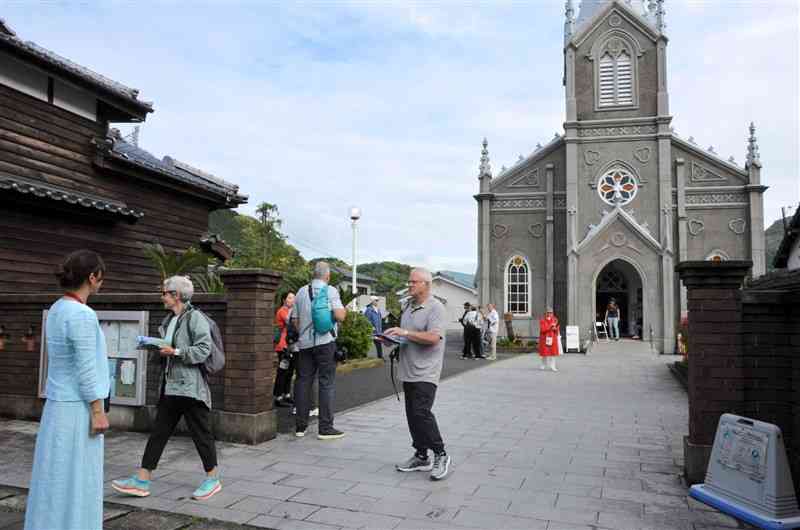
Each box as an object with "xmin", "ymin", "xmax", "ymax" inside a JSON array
[
  {"xmin": 465, "ymin": 326, "xmax": 482, "ymax": 358},
  {"xmin": 141, "ymin": 395, "xmax": 217, "ymax": 473},
  {"xmin": 373, "ymin": 339, "xmax": 383, "ymax": 359},
  {"xmin": 295, "ymin": 341, "xmax": 336, "ymax": 432},
  {"xmin": 403, "ymin": 381, "xmax": 444, "ymax": 456},
  {"xmin": 273, "ymin": 349, "xmax": 296, "ymax": 398}
]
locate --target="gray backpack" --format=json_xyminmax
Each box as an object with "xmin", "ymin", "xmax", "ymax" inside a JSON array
[{"xmin": 186, "ymin": 309, "xmax": 226, "ymax": 375}]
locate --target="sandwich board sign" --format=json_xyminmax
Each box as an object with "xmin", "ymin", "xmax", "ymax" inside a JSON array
[{"xmin": 690, "ymin": 414, "xmax": 800, "ymax": 529}]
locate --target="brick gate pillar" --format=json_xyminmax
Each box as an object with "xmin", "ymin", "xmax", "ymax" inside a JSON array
[
  {"xmin": 218, "ymin": 268, "xmax": 282, "ymax": 444},
  {"xmin": 676, "ymin": 260, "xmax": 751, "ymax": 484}
]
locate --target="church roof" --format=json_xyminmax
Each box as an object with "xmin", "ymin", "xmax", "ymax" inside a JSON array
[
  {"xmin": 670, "ymin": 134, "xmax": 749, "ymax": 182},
  {"xmin": 570, "ymin": 0, "xmax": 662, "ymax": 47},
  {"xmin": 489, "ymin": 134, "xmax": 564, "ymax": 192}
]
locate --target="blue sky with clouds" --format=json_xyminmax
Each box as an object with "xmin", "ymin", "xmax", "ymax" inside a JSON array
[{"xmin": 6, "ymin": 1, "xmax": 798, "ymax": 273}]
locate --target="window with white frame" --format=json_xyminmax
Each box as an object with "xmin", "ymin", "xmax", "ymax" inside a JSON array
[
  {"xmin": 505, "ymin": 256, "xmax": 530, "ymax": 316},
  {"xmin": 596, "ymin": 37, "xmax": 635, "ymax": 108}
]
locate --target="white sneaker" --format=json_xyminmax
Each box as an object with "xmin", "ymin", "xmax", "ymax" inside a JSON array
[
  {"xmin": 310, "ymin": 408, "xmax": 319, "ymax": 417},
  {"xmin": 539, "ymin": 365, "xmax": 547, "ymax": 371},
  {"xmin": 550, "ymin": 365, "xmax": 559, "ymax": 372}
]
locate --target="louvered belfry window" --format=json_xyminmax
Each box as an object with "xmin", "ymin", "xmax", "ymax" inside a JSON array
[{"xmin": 597, "ymin": 38, "xmax": 634, "ymax": 108}]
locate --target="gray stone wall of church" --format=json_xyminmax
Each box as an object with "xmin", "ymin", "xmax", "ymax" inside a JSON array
[
  {"xmin": 672, "ymin": 143, "xmax": 753, "ymax": 261},
  {"xmin": 574, "ymin": 15, "xmax": 659, "ymax": 122}
]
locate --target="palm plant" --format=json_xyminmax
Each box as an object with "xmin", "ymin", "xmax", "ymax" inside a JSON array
[
  {"xmin": 141, "ymin": 242, "xmax": 211, "ymax": 283},
  {"xmin": 192, "ymin": 269, "xmax": 225, "ymax": 294}
]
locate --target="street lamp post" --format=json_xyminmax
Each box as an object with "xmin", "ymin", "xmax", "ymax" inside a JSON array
[{"xmin": 349, "ymin": 206, "xmax": 361, "ymax": 310}]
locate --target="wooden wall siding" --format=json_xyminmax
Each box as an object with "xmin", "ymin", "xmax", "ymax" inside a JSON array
[{"xmin": 0, "ymin": 83, "xmax": 219, "ymax": 293}]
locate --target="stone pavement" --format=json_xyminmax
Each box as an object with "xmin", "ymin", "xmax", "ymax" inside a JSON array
[{"xmin": 0, "ymin": 340, "xmax": 751, "ymax": 529}]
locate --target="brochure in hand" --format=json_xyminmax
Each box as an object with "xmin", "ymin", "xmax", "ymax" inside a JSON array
[
  {"xmin": 375, "ymin": 333, "xmax": 409, "ymax": 345},
  {"xmin": 136, "ymin": 336, "xmax": 170, "ymax": 351}
]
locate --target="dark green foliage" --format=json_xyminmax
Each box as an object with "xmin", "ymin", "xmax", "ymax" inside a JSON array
[
  {"xmin": 336, "ymin": 311, "xmax": 374, "ymax": 359},
  {"xmin": 358, "ymin": 261, "xmax": 411, "ymax": 295},
  {"xmin": 141, "ymin": 242, "xmax": 210, "ymax": 284},
  {"xmin": 765, "ymin": 218, "xmax": 786, "ymax": 272}
]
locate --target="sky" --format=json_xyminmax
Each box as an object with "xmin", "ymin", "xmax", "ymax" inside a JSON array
[{"xmin": 6, "ymin": 0, "xmax": 798, "ymax": 274}]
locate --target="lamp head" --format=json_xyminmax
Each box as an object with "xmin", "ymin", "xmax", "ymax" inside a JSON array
[{"xmin": 349, "ymin": 206, "xmax": 361, "ymax": 221}]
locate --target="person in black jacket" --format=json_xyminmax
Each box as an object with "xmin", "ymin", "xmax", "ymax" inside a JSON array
[{"xmin": 458, "ymin": 302, "xmax": 471, "ymax": 358}]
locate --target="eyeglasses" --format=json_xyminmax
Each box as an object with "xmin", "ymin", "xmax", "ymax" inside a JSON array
[
  {"xmin": 161, "ymin": 290, "xmax": 177, "ymax": 297},
  {"xmin": 406, "ymin": 280, "xmax": 426, "ymax": 285}
]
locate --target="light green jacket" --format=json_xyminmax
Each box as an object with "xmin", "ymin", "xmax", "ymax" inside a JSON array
[{"xmin": 158, "ymin": 304, "xmax": 212, "ymax": 409}]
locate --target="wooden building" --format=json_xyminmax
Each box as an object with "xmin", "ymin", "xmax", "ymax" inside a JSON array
[{"xmin": 0, "ymin": 19, "xmax": 246, "ymax": 293}]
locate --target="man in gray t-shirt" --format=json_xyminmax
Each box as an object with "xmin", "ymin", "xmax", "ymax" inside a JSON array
[
  {"xmin": 291, "ymin": 261, "xmax": 346, "ymax": 440},
  {"xmin": 381, "ymin": 267, "xmax": 451, "ymax": 481}
]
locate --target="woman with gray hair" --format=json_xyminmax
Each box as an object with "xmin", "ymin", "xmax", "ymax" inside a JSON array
[{"xmin": 112, "ymin": 275, "xmax": 221, "ymax": 501}]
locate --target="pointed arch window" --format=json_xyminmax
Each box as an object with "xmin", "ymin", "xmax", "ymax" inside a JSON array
[
  {"xmin": 505, "ymin": 256, "xmax": 530, "ymax": 317},
  {"xmin": 593, "ymin": 34, "xmax": 639, "ymax": 110}
]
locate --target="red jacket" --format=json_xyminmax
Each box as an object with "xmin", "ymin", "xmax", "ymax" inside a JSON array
[{"xmin": 538, "ymin": 315, "xmax": 560, "ymax": 356}]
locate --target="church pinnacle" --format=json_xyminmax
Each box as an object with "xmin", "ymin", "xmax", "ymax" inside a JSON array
[
  {"xmin": 746, "ymin": 122, "xmax": 760, "ymax": 167},
  {"xmin": 479, "ymin": 138, "xmax": 492, "ymax": 179},
  {"xmin": 655, "ymin": 0, "xmax": 666, "ymax": 31},
  {"xmin": 564, "ymin": 0, "xmax": 576, "ymax": 42}
]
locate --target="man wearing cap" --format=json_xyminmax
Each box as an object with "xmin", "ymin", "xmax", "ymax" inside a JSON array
[{"xmin": 364, "ymin": 296, "xmax": 384, "ymax": 359}]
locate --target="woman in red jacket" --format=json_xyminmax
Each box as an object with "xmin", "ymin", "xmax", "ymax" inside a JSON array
[{"xmin": 538, "ymin": 307, "xmax": 561, "ymax": 372}]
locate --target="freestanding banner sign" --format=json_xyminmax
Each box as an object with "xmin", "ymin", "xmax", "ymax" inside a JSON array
[
  {"xmin": 565, "ymin": 325, "xmax": 580, "ymax": 352},
  {"xmin": 690, "ymin": 414, "xmax": 800, "ymax": 529}
]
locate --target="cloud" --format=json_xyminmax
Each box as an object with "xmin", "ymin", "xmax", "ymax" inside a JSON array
[{"xmin": 5, "ymin": 0, "xmax": 797, "ymax": 274}]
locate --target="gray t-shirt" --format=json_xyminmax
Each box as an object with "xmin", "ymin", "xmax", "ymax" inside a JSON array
[
  {"xmin": 397, "ymin": 295, "xmax": 447, "ymax": 385},
  {"xmin": 293, "ymin": 280, "xmax": 344, "ymax": 350}
]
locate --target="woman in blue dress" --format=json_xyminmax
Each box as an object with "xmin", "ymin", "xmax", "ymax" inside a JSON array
[{"xmin": 25, "ymin": 250, "xmax": 110, "ymax": 530}]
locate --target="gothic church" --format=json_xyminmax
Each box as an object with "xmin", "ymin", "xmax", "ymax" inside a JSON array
[{"xmin": 474, "ymin": 0, "xmax": 767, "ymax": 353}]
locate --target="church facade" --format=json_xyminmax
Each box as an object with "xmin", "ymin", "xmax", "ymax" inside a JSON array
[{"xmin": 474, "ymin": 0, "xmax": 767, "ymax": 353}]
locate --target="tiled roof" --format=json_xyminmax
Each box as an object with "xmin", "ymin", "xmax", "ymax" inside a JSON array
[
  {"xmin": 0, "ymin": 172, "xmax": 144, "ymax": 221},
  {"xmin": 104, "ymin": 130, "xmax": 247, "ymax": 206},
  {"xmin": 0, "ymin": 18, "xmax": 152, "ymax": 116}
]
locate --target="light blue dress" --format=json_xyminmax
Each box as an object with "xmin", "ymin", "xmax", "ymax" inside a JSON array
[{"xmin": 25, "ymin": 298, "xmax": 109, "ymax": 530}]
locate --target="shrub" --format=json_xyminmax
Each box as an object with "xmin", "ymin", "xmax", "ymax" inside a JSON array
[{"xmin": 336, "ymin": 311, "xmax": 374, "ymax": 359}]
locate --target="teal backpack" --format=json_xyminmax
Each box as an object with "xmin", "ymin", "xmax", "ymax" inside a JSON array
[{"xmin": 308, "ymin": 283, "xmax": 335, "ymax": 336}]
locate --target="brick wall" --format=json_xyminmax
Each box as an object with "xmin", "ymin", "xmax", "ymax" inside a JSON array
[
  {"xmin": 0, "ymin": 267, "xmax": 282, "ymax": 444},
  {"xmin": 677, "ymin": 262, "xmax": 800, "ymax": 494}
]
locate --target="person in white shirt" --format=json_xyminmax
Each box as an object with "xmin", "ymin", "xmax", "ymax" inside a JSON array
[{"xmin": 484, "ymin": 304, "xmax": 499, "ymax": 360}]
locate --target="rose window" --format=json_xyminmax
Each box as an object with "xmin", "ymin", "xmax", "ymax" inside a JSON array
[{"xmin": 597, "ymin": 167, "xmax": 638, "ymax": 206}]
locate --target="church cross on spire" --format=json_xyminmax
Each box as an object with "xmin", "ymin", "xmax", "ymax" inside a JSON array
[
  {"xmin": 746, "ymin": 122, "xmax": 760, "ymax": 167},
  {"xmin": 479, "ymin": 138, "xmax": 492, "ymax": 178}
]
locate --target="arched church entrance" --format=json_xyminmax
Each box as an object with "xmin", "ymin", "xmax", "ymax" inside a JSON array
[{"xmin": 595, "ymin": 259, "xmax": 644, "ymax": 338}]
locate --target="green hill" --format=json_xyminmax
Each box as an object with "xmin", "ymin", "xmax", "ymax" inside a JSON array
[{"xmin": 766, "ymin": 218, "xmax": 785, "ymax": 272}]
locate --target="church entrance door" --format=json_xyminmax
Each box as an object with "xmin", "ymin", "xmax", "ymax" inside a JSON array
[{"xmin": 595, "ymin": 259, "xmax": 644, "ymax": 338}]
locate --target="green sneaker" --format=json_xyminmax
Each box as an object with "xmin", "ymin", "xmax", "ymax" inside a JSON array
[
  {"xmin": 192, "ymin": 477, "xmax": 222, "ymax": 500},
  {"xmin": 111, "ymin": 475, "xmax": 151, "ymax": 497}
]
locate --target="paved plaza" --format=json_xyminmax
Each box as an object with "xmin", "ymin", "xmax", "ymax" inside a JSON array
[{"xmin": 0, "ymin": 341, "xmax": 748, "ymax": 529}]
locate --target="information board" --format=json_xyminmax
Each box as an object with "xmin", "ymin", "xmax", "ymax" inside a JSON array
[{"xmin": 39, "ymin": 310, "xmax": 149, "ymax": 406}]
